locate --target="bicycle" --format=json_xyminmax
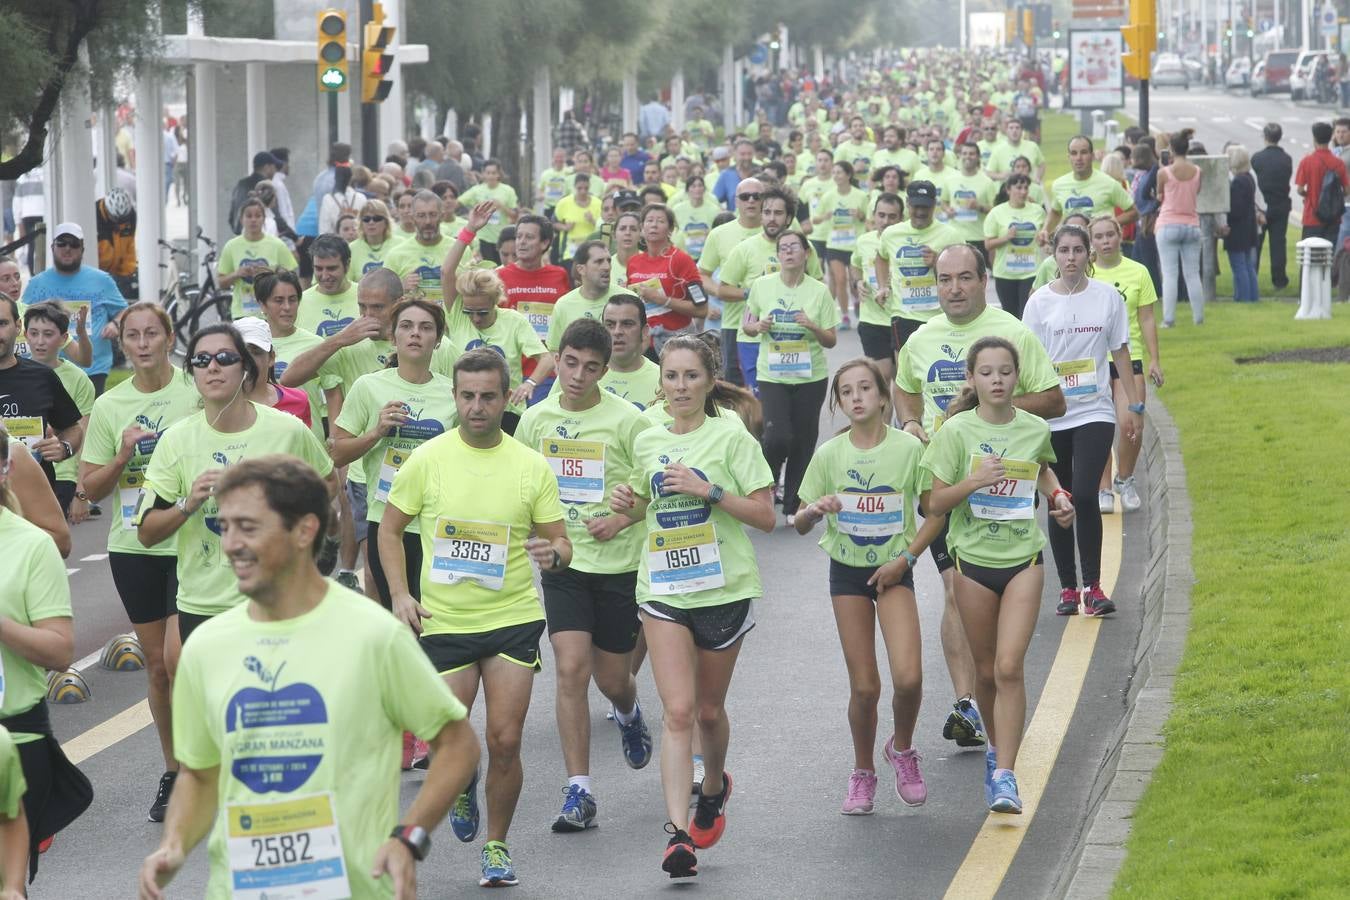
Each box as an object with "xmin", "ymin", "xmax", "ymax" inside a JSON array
[{"xmin": 158, "ymin": 229, "xmax": 231, "ymax": 355}]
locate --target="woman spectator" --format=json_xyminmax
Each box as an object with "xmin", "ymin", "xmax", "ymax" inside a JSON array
[
  {"xmin": 318, "ymin": 165, "xmax": 368, "ymax": 236},
  {"xmin": 252, "ymin": 180, "xmax": 297, "ymax": 248},
  {"xmin": 1129, "ymin": 142, "xmax": 1162, "ymax": 293},
  {"xmin": 1224, "ymin": 145, "xmax": 1260, "ymax": 302},
  {"xmin": 1099, "ymin": 153, "xmax": 1135, "ymax": 258},
  {"xmin": 1155, "ymin": 129, "xmax": 1204, "ymax": 326}
]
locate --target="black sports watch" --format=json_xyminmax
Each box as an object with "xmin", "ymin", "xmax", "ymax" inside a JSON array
[
  {"xmin": 60, "ymin": 440, "xmax": 74, "ymax": 460},
  {"xmin": 707, "ymin": 484, "xmax": 725, "ymax": 504},
  {"xmin": 390, "ymin": 824, "xmax": 430, "ymax": 861}
]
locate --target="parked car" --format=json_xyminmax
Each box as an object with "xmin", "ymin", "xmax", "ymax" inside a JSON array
[
  {"xmin": 1181, "ymin": 56, "xmax": 1207, "ymax": 84},
  {"xmin": 1250, "ymin": 59, "xmax": 1268, "ymax": 95},
  {"xmin": 1290, "ymin": 50, "xmax": 1327, "ymax": 99},
  {"xmin": 1259, "ymin": 49, "xmax": 1301, "ymax": 93},
  {"xmin": 1152, "ymin": 57, "xmax": 1190, "ymax": 88},
  {"xmin": 1225, "ymin": 57, "xmax": 1251, "ymax": 88}
]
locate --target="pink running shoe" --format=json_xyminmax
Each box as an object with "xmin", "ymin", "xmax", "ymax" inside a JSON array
[
  {"xmin": 1056, "ymin": 588, "xmax": 1081, "ymax": 616},
  {"xmin": 1082, "ymin": 583, "xmax": 1117, "ymax": 617},
  {"xmin": 841, "ymin": 769, "xmax": 877, "ymax": 815},
  {"xmin": 884, "ymin": 737, "xmax": 927, "ymax": 807}
]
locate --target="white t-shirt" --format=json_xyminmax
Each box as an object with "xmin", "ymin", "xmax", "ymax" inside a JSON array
[{"xmin": 1022, "ymin": 278, "xmax": 1130, "ymax": 431}]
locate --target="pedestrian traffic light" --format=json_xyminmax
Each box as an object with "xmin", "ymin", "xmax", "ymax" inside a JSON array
[
  {"xmin": 1120, "ymin": 0, "xmax": 1157, "ymax": 81},
  {"xmin": 316, "ymin": 9, "xmax": 348, "ymax": 93},
  {"xmin": 361, "ymin": 3, "xmax": 396, "ymax": 104}
]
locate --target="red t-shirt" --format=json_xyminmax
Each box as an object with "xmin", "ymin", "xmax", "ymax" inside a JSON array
[
  {"xmin": 497, "ymin": 262, "xmax": 570, "ymax": 376},
  {"xmin": 1294, "ymin": 147, "xmax": 1349, "ymax": 226},
  {"xmin": 626, "ymin": 246, "xmax": 702, "ymax": 331},
  {"xmin": 272, "ymin": 384, "xmax": 313, "ymax": 428}
]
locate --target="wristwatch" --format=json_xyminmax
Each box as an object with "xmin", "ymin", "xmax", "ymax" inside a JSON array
[
  {"xmin": 75, "ymin": 489, "xmax": 89, "ymax": 502},
  {"xmin": 707, "ymin": 484, "xmax": 725, "ymax": 504},
  {"xmin": 60, "ymin": 440, "xmax": 74, "ymax": 460},
  {"xmin": 550, "ymin": 548, "xmax": 562, "ymax": 570},
  {"xmin": 389, "ymin": 824, "xmax": 430, "ymax": 861},
  {"xmin": 900, "ymin": 549, "xmax": 919, "ymax": 566},
  {"xmin": 175, "ymin": 497, "xmax": 191, "ymax": 517},
  {"xmin": 1127, "ymin": 401, "xmax": 1146, "ymax": 414}
]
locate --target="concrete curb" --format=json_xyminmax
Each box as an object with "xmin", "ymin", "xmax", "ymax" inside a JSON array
[{"xmin": 1056, "ymin": 397, "xmax": 1195, "ymax": 899}]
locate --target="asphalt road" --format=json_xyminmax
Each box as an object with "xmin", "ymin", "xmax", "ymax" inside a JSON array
[{"xmin": 34, "ymin": 327, "xmax": 1152, "ymax": 899}]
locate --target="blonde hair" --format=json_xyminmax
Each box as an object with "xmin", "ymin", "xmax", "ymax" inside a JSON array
[
  {"xmin": 1226, "ymin": 144, "xmax": 1251, "ymax": 174},
  {"xmin": 0, "ymin": 425, "xmax": 18, "ymax": 515},
  {"xmin": 1100, "ymin": 152, "xmax": 1126, "ymax": 182},
  {"xmin": 456, "ymin": 267, "xmax": 506, "ymax": 305}
]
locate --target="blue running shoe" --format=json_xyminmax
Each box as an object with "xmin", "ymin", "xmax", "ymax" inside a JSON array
[
  {"xmin": 551, "ymin": 784, "xmax": 597, "ymax": 832},
  {"xmin": 943, "ymin": 695, "xmax": 987, "ymax": 747},
  {"xmin": 985, "ymin": 749, "xmax": 997, "ymax": 807},
  {"xmin": 479, "ymin": 840, "xmax": 518, "ymax": 887},
  {"xmin": 450, "ymin": 767, "xmax": 481, "ymax": 842},
  {"xmin": 989, "ymin": 769, "xmax": 1023, "ymax": 814},
  {"xmin": 614, "ymin": 703, "xmax": 653, "ymax": 769}
]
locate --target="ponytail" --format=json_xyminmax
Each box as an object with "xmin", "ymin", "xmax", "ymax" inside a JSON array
[{"xmin": 0, "ymin": 426, "xmax": 19, "ymax": 516}]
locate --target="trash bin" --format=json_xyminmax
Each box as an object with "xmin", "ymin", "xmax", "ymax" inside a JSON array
[{"xmin": 1295, "ymin": 237, "xmax": 1334, "ymax": 319}]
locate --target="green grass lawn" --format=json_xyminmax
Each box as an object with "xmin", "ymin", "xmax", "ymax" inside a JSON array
[{"xmin": 1112, "ymin": 301, "xmax": 1350, "ymax": 898}]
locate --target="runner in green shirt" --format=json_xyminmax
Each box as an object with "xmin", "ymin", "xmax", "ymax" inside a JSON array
[
  {"xmin": 1042, "ymin": 135, "xmax": 1137, "ymax": 242},
  {"xmin": 20, "ymin": 302, "xmax": 94, "ymax": 514},
  {"xmin": 347, "ymin": 199, "xmax": 404, "ymax": 281},
  {"xmin": 139, "ymin": 456, "xmax": 479, "ymax": 900},
  {"xmin": 609, "ymin": 334, "xmax": 775, "ymax": 880},
  {"xmin": 987, "ymin": 119, "xmax": 1046, "ymax": 182},
  {"xmin": 598, "ymin": 294, "xmax": 662, "ymax": 409},
  {"xmin": 386, "ymin": 190, "xmax": 459, "ymax": 305},
  {"xmin": 850, "ymin": 191, "xmax": 905, "ymax": 385},
  {"xmin": 547, "ymin": 242, "xmax": 618, "ymax": 351},
  {"xmin": 136, "ymin": 324, "xmax": 335, "ymax": 642},
  {"xmin": 297, "ymin": 235, "xmax": 360, "ymax": 338},
  {"xmin": 78, "ymin": 301, "xmax": 200, "ymax": 822},
  {"xmin": 458, "ymin": 160, "xmax": 520, "ymax": 258},
  {"xmin": 874, "ymin": 181, "xmax": 965, "ymax": 334},
  {"xmin": 537, "ymin": 148, "xmax": 572, "ymax": 211},
  {"xmin": 0, "ymin": 725, "xmax": 26, "ymax": 897},
  {"xmin": 795, "ymin": 358, "xmax": 947, "ymax": 814},
  {"xmin": 834, "ymin": 117, "xmax": 877, "ymax": 179},
  {"xmin": 812, "ymin": 162, "xmax": 870, "ymax": 331},
  {"xmin": 945, "ymin": 143, "xmax": 998, "ymax": 244},
  {"xmin": 872, "ymin": 125, "xmax": 921, "ymax": 176},
  {"xmin": 670, "ymin": 177, "xmax": 719, "ymax": 261},
  {"xmin": 982, "ymin": 175, "xmax": 1047, "ymax": 319},
  {"xmin": 217, "ymin": 199, "xmax": 297, "ymax": 318},
  {"xmin": 256, "ymin": 270, "xmax": 337, "ymax": 443},
  {"xmin": 381, "ymin": 348, "xmax": 571, "ymax": 888},
  {"xmin": 515, "ymin": 318, "xmax": 655, "ymax": 832},
  {"xmin": 922, "ymin": 335, "xmax": 1075, "ymax": 818}
]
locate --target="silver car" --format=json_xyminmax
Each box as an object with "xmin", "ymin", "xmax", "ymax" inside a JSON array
[{"xmin": 1152, "ymin": 59, "xmax": 1190, "ymax": 89}]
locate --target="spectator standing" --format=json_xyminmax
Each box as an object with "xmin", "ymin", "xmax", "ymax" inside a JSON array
[
  {"xmin": 1130, "ymin": 141, "xmax": 1162, "ymax": 293},
  {"xmin": 557, "ymin": 110, "xmax": 588, "ymax": 158},
  {"xmin": 228, "ymin": 151, "xmax": 280, "ymax": 235},
  {"xmin": 1251, "ymin": 123, "xmax": 1292, "ymax": 289},
  {"xmin": 318, "ymin": 166, "xmax": 368, "ymax": 236},
  {"xmin": 268, "ymin": 147, "xmax": 296, "ymax": 227},
  {"xmin": 1155, "ymin": 129, "xmax": 1204, "ymax": 327},
  {"xmin": 639, "ymin": 94, "xmax": 670, "ymax": 141},
  {"xmin": 618, "ymin": 133, "xmax": 651, "ymax": 186},
  {"xmin": 1223, "ymin": 146, "xmax": 1260, "ymax": 302},
  {"xmin": 1294, "ymin": 121, "xmax": 1348, "ymax": 244}
]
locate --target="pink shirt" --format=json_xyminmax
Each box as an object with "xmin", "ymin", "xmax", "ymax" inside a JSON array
[
  {"xmin": 271, "ymin": 384, "xmax": 313, "ymax": 428},
  {"xmin": 1156, "ymin": 164, "xmax": 1201, "ymax": 228}
]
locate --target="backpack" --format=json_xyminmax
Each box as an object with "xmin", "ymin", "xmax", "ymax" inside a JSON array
[{"xmin": 1316, "ymin": 167, "xmax": 1345, "ymax": 226}]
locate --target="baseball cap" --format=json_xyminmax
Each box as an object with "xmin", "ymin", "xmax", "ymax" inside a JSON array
[
  {"xmin": 711, "ymin": 146, "xmax": 731, "ymax": 162},
  {"xmin": 252, "ymin": 150, "xmax": 282, "ymax": 170},
  {"xmin": 234, "ymin": 317, "xmax": 272, "ymax": 352},
  {"xmin": 906, "ymin": 181, "xmax": 937, "ymax": 208},
  {"xmin": 612, "ymin": 190, "xmax": 641, "ymax": 211},
  {"xmin": 52, "ymin": 223, "xmax": 84, "ymax": 242}
]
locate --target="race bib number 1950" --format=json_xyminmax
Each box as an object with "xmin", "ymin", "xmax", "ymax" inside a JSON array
[{"xmin": 647, "ymin": 522, "xmax": 724, "ymax": 595}]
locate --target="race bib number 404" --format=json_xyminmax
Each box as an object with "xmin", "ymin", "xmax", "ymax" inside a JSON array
[
  {"xmin": 431, "ymin": 519, "xmax": 510, "ymax": 590},
  {"xmin": 226, "ymin": 793, "xmax": 349, "ymax": 900},
  {"xmin": 967, "ymin": 455, "xmax": 1039, "ymax": 520},
  {"xmin": 647, "ymin": 522, "xmax": 724, "ymax": 595},
  {"xmin": 834, "ymin": 492, "xmax": 905, "ymax": 536}
]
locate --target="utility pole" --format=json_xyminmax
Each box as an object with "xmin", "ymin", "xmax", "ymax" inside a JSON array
[{"xmin": 1122, "ymin": 0, "xmax": 1157, "ymax": 130}]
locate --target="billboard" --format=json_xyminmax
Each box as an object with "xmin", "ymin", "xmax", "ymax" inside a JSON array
[{"xmin": 1067, "ymin": 28, "xmax": 1124, "ymax": 109}]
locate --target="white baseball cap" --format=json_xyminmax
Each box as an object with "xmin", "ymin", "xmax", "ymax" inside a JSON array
[
  {"xmin": 52, "ymin": 223, "xmax": 84, "ymax": 242},
  {"xmin": 234, "ymin": 317, "xmax": 272, "ymax": 352}
]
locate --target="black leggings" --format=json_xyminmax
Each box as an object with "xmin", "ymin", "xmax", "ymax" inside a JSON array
[
  {"xmin": 1048, "ymin": 421, "xmax": 1115, "ymax": 590},
  {"xmin": 758, "ymin": 378, "xmax": 828, "ymax": 515},
  {"xmin": 368, "ymin": 519, "xmax": 424, "ymax": 610},
  {"xmin": 994, "ymin": 277, "xmax": 1033, "ymax": 320}
]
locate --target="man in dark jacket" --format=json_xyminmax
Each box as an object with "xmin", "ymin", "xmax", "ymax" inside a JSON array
[
  {"xmin": 227, "ymin": 151, "xmax": 280, "ymax": 234},
  {"xmin": 1252, "ymin": 123, "xmax": 1293, "ymax": 289}
]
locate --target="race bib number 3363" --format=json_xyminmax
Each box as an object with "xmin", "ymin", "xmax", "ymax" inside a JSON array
[
  {"xmin": 431, "ymin": 519, "xmax": 509, "ymax": 590},
  {"xmin": 226, "ymin": 793, "xmax": 349, "ymax": 900}
]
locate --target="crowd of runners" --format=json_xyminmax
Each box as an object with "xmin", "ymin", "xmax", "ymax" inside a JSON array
[{"xmin": 0, "ymin": 47, "xmax": 1171, "ymax": 896}]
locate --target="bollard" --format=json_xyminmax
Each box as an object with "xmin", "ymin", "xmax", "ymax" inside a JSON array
[
  {"xmin": 1295, "ymin": 237, "xmax": 1334, "ymax": 319},
  {"xmin": 46, "ymin": 669, "xmax": 92, "ymax": 704},
  {"xmin": 1104, "ymin": 119, "xmax": 1120, "ymax": 150},
  {"xmin": 100, "ymin": 632, "xmax": 146, "ymax": 671},
  {"xmin": 1091, "ymin": 109, "xmax": 1106, "ymax": 141}
]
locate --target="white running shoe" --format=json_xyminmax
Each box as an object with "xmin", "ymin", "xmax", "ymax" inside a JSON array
[
  {"xmin": 1098, "ymin": 489, "xmax": 1115, "ymax": 514},
  {"xmin": 1116, "ymin": 476, "xmax": 1143, "ymax": 512}
]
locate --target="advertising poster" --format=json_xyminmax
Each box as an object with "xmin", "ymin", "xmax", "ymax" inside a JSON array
[{"xmin": 1068, "ymin": 28, "xmax": 1124, "ymax": 109}]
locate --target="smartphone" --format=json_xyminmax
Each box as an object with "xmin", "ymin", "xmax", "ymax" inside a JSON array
[{"xmin": 686, "ymin": 282, "xmax": 707, "ymax": 305}]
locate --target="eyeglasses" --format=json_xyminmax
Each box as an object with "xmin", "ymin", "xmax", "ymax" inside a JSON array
[
  {"xmin": 462, "ymin": 308, "xmax": 494, "ymax": 318},
  {"xmin": 53, "ymin": 238, "xmax": 82, "ymax": 249},
  {"xmin": 189, "ymin": 350, "xmax": 243, "ymax": 369},
  {"xmin": 361, "ymin": 215, "xmax": 386, "ymax": 223},
  {"xmin": 737, "ymin": 192, "xmax": 763, "ymax": 202}
]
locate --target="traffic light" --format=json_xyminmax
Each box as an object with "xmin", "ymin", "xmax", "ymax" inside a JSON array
[
  {"xmin": 1022, "ymin": 7, "xmax": 1034, "ymax": 47},
  {"xmin": 362, "ymin": 2, "xmax": 396, "ymax": 104},
  {"xmin": 316, "ymin": 9, "xmax": 348, "ymax": 93},
  {"xmin": 1121, "ymin": 0, "xmax": 1157, "ymax": 81},
  {"xmin": 1006, "ymin": 10, "xmax": 1017, "ymax": 45}
]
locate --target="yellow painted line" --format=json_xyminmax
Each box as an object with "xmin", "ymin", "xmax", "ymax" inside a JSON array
[
  {"xmin": 943, "ymin": 508, "xmax": 1123, "ymax": 899},
  {"xmin": 62, "ymin": 699, "xmax": 153, "ymax": 766}
]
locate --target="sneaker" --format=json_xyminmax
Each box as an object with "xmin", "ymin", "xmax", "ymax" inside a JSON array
[
  {"xmin": 841, "ymin": 769, "xmax": 878, "ymax": 815},
  {"xmin": 985, "ymin": 749, "xmax": 998, "ymax": 807},
  {"xmin": 479, "ymin": 841, "xmax": 518, "ymax": 887},
  {"xmin": 1116, "ymin": 476, "xmax": 1143, "ymax": 512},
  {"xmin": 1098, "ymin": 489, "xmax": 1115, "ymax": 514},
  {"xmin": 614, "ymin": 703, "xmax": 653, "ymax": 769},
  {"xmin": 148, "ymin": 770, "xmax": 176, "ymax": 823},
  {"xmin": 942, "ymin": 696, "xmax": 986, "ymax": 747},
  {"xmin": 840, "ymin": 314, "xmax": 853, "ymax": 331},
  {"xmin": 1056, "ymin": 588, "xmax": 1081, "ymax": 616},
  {"xmin": 1082, "ymin": 582, "xmax": 1117, "ymax": 617},
  {"xmin": 687, "ymin": 771, "xmax": 732, "ymax": 849},
  {"xmin": 662, "ymin": 823, "xmax": 698, "ymax": 878},
  {"xmin": 450, "ymin": 767, "xmax": 481, "ymax": 842},
  {"xmin": 551, "ymin": 784, "xmax": 597, "ymax": 832},
  {"xmin": 317, "ymin": 533, "xmax": 340, "ymax": 576},
  {"xmin": 883, "ymin": 737, "xmax": 927, "ymax": 806},
  {"xmin": 335, "ymin": 570, "xmax": 360, "ymax": 590},
  {"xmin": 989, "ymin": 769, "xmax": 1023, "ymax": 814},
  {"xmin": 690, "ymin": 756, "xmax": 705, "ymax": 799},
  {"xmin": 785, "ymin": 513, "xmax": 796, "ymax": 528},
  {"xmin": 88, "ymin": 501, "xmax": 102, "ymax": 517}
]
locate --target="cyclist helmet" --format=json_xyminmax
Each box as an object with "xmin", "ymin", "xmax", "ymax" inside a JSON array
[{"xmin": 104, "ymin": 187, "xmax": 135, "ymax": 222}]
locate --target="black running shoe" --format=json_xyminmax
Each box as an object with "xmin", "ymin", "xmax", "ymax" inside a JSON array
[
  {"xmin": 148, "ymin": 770, "xmax": 177, "ymax": 823},
  {"xmin": 662, "ymin": 823, "xmax": 697, "ymax": 878},
  {"xmin": 317, "ymin": 533, "xmax": 341, "ymax": 576}
]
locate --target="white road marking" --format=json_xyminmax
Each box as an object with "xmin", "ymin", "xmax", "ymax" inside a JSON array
[
  {"xmin": 1177, "ymin": 116, "xmax": 1198, "ymax": 122},
  {"xmin": 1245, "ymin": 118, "xmax": 1266, "ymax": 130},
  {"xmin": 72, "ymin": 648, "xmax": 103, "ymax": 672},
  {"xmin": 1213, "ymin": 115, "xmax": 1232, "ymax": 122},
  {"xmin": 65, "ymin": 568, "xmax": 79, "ymax": 576},
  {"xmin": 80, "ymin": 553, "xmax": 109, "ymax": 562}
]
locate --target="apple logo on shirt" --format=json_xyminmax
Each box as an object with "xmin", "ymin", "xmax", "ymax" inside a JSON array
[
  {"xmin": 240, "ymin": 256, "xmax": 268, "ymax": 284},
  {"xmin": 395, "ymin": 406, "xmax": 445, "ymax": 441},
  {"xmin": 465, "ymin": 339, "xmax": 505, "ymax": 358},
  {"xmin": 896, "ymin": 244, "xmax": 929, "ymax": 275},
  {"xmin": 226, "ymin": 657, "xmax": 328, "ymax": 793},
  {"xmin": 314, "ymin": 307, "xmax": 355, "ymax": 338},
  {"xmin": 651, "ymin": 458, "xmax": 712, "ymax": 528},
  {"xmin": 840, "ymin": 468, "xmax": 897, "ymax": 550},
  {"xmin": 767, "ymin": 308, "xmax": 804, "ymax": 342},
  {"xmin": 926, "ymin": 344, "xmax": 968, "ymax": 410}
]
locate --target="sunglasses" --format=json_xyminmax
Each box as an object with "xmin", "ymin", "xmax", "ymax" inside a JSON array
[
  {"xmin": 361, "ymin": 215, "xmax": 386, "ymax": 223},
  {"xmin": 462, "ymin": 308, "xmax": 494, "ymax": 318},
  {"xmin": 737, "ymin": 192, "xmax": 763, "ymax": 202},
  {"xmin": 189, "ymin": 350, "xmax": 243, "ymax": 369},
  {"xmin": 53, "ymin": 238, "xmax": 82, "ymax": 249}
]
